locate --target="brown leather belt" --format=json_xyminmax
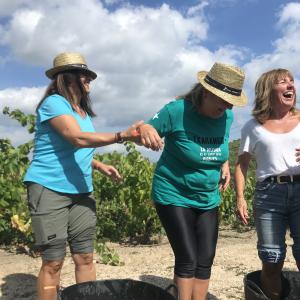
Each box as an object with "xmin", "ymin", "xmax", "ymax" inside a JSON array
[{"xmin": 264, "ymin": 175, "xmax": 300, "ymax": 184}]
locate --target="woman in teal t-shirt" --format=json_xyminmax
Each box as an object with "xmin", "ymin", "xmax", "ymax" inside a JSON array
[
  {"xmin": 139, "ymin": 62, "xmax": 247, "ymax": 300},
  {"xmin": 24, "ymin": 52, "xmax": 141, "ymax": 299}
]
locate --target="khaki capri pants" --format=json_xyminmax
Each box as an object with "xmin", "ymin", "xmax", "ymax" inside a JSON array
[{"xmin": 26, "ymin": 183, "xmax": 97, "ymax": 261}]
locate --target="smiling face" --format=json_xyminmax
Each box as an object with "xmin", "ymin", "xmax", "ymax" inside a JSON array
[
  {"xmin": 272, "ymin": 75, "xmax": 296, "ymax": 111},
  {"xmin": 253, "ymin": 69, "xmax": 296, "ymax": 123},
  {"xmin": 199, "ymin": 89, "xmax": 233, "ymax": 118}
]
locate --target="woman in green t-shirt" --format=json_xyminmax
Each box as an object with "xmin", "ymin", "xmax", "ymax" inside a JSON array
[{"xmin": 139, "ymin": 62, "xmax": 247, "ymax": 300}]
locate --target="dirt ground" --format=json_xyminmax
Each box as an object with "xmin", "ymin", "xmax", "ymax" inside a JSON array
[{"xmin": 0, "ymin": 227, "xmax": 299, "ymax": 300}]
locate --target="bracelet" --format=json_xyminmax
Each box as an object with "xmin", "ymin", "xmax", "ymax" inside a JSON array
[{"xmin": 115, "ymin": 132, "xmax": 124, "ymax": 143}]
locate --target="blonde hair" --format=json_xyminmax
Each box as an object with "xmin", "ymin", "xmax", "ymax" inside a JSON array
[{"xmin": 252, "ymin": 68, "xmax": 295, "ymax": 124}]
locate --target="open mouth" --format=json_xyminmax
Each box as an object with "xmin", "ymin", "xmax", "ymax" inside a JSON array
[{"xmin": 283, "ymin": 91, "xmax": 294, "ymax": 99}]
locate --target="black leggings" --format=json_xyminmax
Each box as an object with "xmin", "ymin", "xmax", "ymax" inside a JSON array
[{"xmin": 155, "ymin": 203, "xmax": 218, "ymax": 280}]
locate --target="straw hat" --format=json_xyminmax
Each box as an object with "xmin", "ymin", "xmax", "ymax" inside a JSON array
[
  {"xmin": 197, "ymin": 62, "xmax": 247, "ymax": 106},
  {"xmin": 45, "ymin": 52, "xmax": 97, "ymax": 80}
]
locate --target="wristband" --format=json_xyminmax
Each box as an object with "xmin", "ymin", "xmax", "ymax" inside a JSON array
[{"xmin": 115, "ymin": 132, "xmax": 124, "ymax": 143}]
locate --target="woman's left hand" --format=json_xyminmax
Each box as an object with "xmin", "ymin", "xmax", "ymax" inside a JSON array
[
  {"xmin": 219, "ymin": 160, "xmax": 230, "ymax": 191},
  {"xmin": 138, "ymin": 124, "xmax": 164, "ymax": 151},
  {"xmin": 92, "ymin": 160, "xmax": 122, "ymax": 181}
]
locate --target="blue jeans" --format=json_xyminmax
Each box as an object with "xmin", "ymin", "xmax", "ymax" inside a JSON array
[{"xmin": 254, "ymin": 180, "xmax": 300, "ymax": 263}]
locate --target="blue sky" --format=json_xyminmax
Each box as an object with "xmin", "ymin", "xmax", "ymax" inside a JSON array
[{"xmin": 0, "ymin": 0, "xmax": 300, "ymax": 159}]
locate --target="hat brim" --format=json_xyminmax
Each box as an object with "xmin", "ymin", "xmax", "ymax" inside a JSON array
[
  {"xmin": 45, "ymin": 65, "xmax": 97, "ymax": 80},
  {"xmin": 197, "ymin": 71, "xmax": 247, "ymax": 106}
]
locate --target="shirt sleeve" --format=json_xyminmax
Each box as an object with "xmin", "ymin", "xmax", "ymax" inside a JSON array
[
  {"xmin": 238, "ymin": 120, "xmax": 254, "ymax": 156},
  {"xmin": 147, "ymin": 104, "xmax": 172, "ymax": 137},
  {"xmin": 38, "ymin": 95, "xmax": 73, "ymax": 123}
]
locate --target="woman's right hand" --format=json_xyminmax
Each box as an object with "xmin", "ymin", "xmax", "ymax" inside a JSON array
[
  {"xmin": 119, "ymin": 121, "xmax": 163, "ymax": 151},
  {"xmin": 236, "ymin": 196, "xmax": 249, "ymax": 225},
  {"xmin": 122, "ymin": 120, "xmax": 144, "ymax": 142}
]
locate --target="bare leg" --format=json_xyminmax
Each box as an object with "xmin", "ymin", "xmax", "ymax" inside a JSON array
[
  {"xmin": 174, "ymin": 275, "xmax": 194, "ymax": 300},
  {"xmin": 37, "ymin": 260, "xmax": 64, "ymax": 300},
  {"xmin": 261, "ymin": 261, "xmax": 284, "ymax": 300},
  {"xmin": 72, "ymin": 252, "xmax": 96, "ymax": 283},
  {"xmin": 192, "ymin": 278, "xmax": 209, "ymax": 300}
]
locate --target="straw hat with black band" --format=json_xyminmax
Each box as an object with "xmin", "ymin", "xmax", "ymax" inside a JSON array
[
  {"xmin": 197, "ymin": 62, "xmax": 247, "ymax": 106},
  {"xmin": 45, "ymin": 52, "xmax": 97, "ymax": 80}
]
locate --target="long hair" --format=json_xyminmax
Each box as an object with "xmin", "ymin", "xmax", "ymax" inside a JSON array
[
  {"xmin": 36, "ymin": 71, "xmax": 96, "ymax": 117},
  {"xmin": 252, "ymin": 68, "xmax": 295, "ymax": 124},
  {"xmin": 177, "ymin": 83, "xmax": 204, "ymax": 108}
]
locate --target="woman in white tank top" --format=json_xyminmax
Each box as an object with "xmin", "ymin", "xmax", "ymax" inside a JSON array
[{"xmin": 235, "ymin": 68, "xmax": 300, "ymax": 300}]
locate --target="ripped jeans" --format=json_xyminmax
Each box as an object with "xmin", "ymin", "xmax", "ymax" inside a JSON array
[{"xmin": 254, "ymin": 180, "xmax": 300, "ymax": 263}]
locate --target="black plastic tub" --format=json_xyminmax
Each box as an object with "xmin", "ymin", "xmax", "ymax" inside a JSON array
[
  {"xmin": 59, "ymin": 279, "xmax": 177, "ymax": 300},
  {"xmin": 244, "ymin": 270, "xmax": 300, "ymax": 300}
]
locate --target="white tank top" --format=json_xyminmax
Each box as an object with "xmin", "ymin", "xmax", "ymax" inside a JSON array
[{"xmin": 238, "ymin": 118, "xmax": 300, "ymax": 181}]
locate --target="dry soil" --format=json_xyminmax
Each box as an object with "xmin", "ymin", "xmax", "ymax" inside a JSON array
[{"xmin": 0, "ymin": 228, "xmax": 299, "ymax": 299}]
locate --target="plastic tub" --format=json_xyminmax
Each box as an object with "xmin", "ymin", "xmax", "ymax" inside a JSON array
[
  {"xmin": 59, "ymin": 279, "xmax": 177, "ymax": 300},
  {"xmin": 244, "ymin": 270, "xmax": 300, "ymax": 300}
]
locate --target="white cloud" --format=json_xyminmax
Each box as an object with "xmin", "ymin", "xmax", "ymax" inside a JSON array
[
  {"xmin": 0, "ymin": 122, "xmax": 32, "ymax": 146},
  {"xmin": 0, "ymin": 87, "xmax": 44, "ymax": 113},
  {"xmin": 103, "ymin": 0, "xmax": 124, "ymax": 5},
  {"xmin": 187, "ymin": 1, "xmax": 209, "ymax": 16},
  {"xmin": 0, "ymin": 0, "xmax": 28, "ymax": 17},
  {"xmin": 274, "ymin": 2, "xmax": 300, "ymax": 53},
  {"xmin": 0, "ymin": 86, "xmax": 42, "ymax": 146},
  {"xmin": 0, "ymin": 0, "xmax": 242, "ymax": 130},
  {"xmin": 2, "ymin": 0, "xmax": 300, "ymax": 148},
  {"xmin": 277, "ymin": 2, "xmax": 300, "ymax": 25},
  {"xmin": 233, "ymin": 2, "xmax": 300, "ymax": 131}
]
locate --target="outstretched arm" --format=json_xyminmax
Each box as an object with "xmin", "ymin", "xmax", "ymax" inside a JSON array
[{"xmin": 49, "ymin": 114, "xmax": 143, "ymax": 148}]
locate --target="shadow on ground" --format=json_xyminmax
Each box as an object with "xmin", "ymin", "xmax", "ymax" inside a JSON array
[
  {"xmin": 1, "ymin": 273, "xmax": 37, "ymax": 300},
  {"xmin": 140, "ymin": 274, "xmax": 219, "ymax": 299}
]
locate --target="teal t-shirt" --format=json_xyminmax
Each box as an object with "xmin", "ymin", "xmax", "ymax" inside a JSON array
[
  {"xmin": 24, "ymin": 94, "xmax": 95, "ymax": 193},
  {"xmin": 148, "ymin": 99, "xmax": 233, "ymax": 209}
]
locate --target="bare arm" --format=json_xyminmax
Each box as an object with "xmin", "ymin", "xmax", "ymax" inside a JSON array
[
  {"xmin": 234, "ymin": 152, "xmax": 252, "ymax": 225},
  {"xmin": 219, "ymin": 160, "xmax": 230, "ymax": 192},
  {"xmin": 49, "ymin": 115, "xmax": 143, "ymax": 148}
]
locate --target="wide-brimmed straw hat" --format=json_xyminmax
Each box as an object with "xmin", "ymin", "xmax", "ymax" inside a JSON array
[
  {"xmin": 197, "ymin": 62, "xmax": 247, "ymax": 106},
  {"xmin": 45, "ymin": 52, "xmax": 97, "ymax": 80}
]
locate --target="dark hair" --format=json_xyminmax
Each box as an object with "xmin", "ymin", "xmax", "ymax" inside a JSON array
[
  {"xmin": 176, "ymin": 83, "xmax": 204, "ymax": 108},
  {"xmin": 36, "ymin": 71, "xmax": 96, "ymax": 117}
]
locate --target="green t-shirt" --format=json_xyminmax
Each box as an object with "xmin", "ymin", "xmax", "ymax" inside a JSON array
[{"xmin": 148, "ymin": 99, "xmax": 233, "ymax": 209}]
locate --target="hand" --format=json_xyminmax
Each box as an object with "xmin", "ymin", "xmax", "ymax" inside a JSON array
[
  {"xmin": 122, "ymin": 120, "xmax": 144, "ymax": 142},
  {"xmin": 138, "ymin": 124, "xmax": 164, "ymax": 151},
  {"xmin": 236, "ymin": 197, "xmax": 249, "ymax": 225},
  {"xmin": 219, "ymin": 161, "xmax": 230, "ymax": 192},
  {"xmin": 93, "ymin": 160, "xmax": 122, "ymax": 182}
]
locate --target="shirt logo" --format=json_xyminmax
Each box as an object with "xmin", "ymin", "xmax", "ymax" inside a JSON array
[{"xmin": 152, "ymin": 113, "xmax": 159, "ymax": 120}]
